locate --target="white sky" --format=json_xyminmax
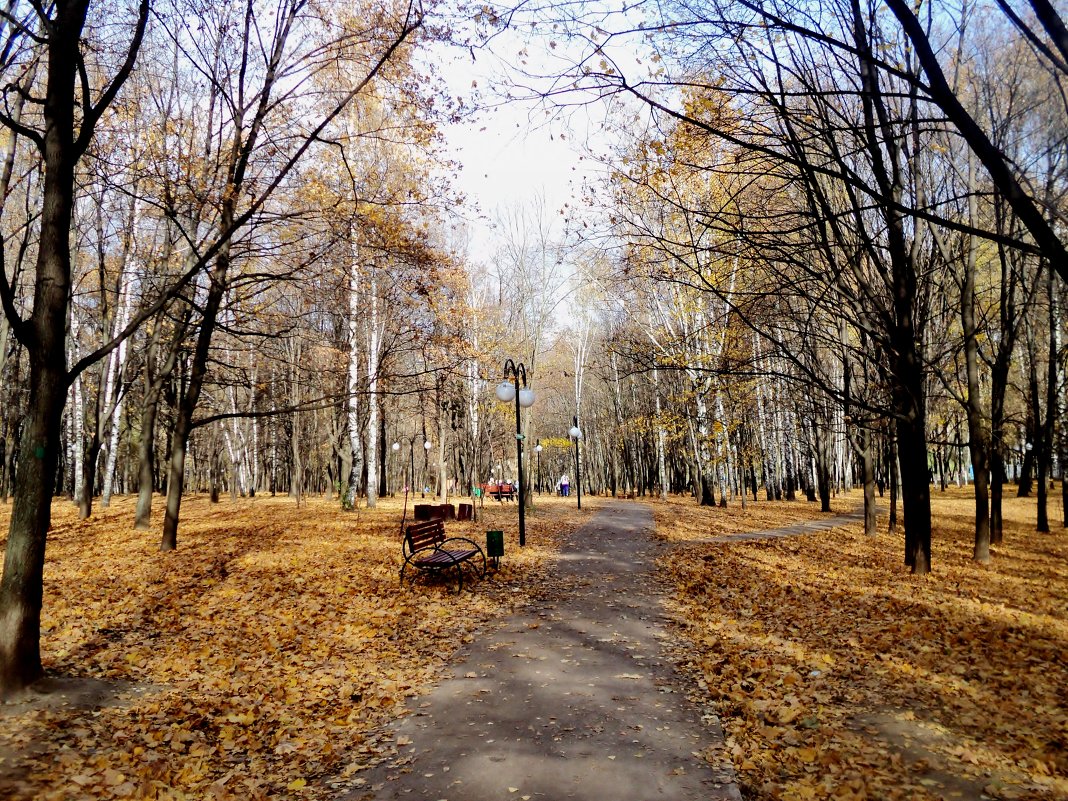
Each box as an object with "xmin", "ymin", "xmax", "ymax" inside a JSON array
[
  {"xmin": 422, "ymin": 12, "xmax": 655, "ymax": 338},
  {"xmin": 436, "ymin": 44, "xmax": 597, "ymax": 263},
  {"xmin": 424, "ymin": 10, "xmax": 655, "ymax": 266}
]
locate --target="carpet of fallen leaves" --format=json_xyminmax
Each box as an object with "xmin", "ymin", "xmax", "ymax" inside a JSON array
[
  {"xmin": 0, "ymin": 492, "xmax": 588, "ymax": 801},
  {"xmin": 4, "ymin": 486, "xmax": 1066, "ymax": 801},
  {"xmin": 653, "ymin": 487, "xmax": 1068, "ymax": 801},
  {"xmin": 652, "ymin": 492, "xmax": 858, "ymax": 543}
]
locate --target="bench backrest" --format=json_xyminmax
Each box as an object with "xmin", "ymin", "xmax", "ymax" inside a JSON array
[{"xmin": 406, "ymin": 519, "xmax": 446, "ymax": 552}]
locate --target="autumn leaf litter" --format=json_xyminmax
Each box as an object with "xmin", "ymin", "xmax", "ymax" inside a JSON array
[
  {"xmin": 0, "ymin": 495, "xmax": 577, "ymax": 801},
  {"xmin": 654, "ymin": 489, "xmax": 1068, "ymax": 801},
  {"xmin": 1, "ymin": 489, "xmax": 1066, "ymax": 801}
]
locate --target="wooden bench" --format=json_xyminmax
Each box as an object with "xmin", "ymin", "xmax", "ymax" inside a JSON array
[
  {"xmin": 481, "ymin": 483, "xmax": 516, "ymax": 502},
  {"xmin": 401, "ymin": 519, "xmax": 486, "ymax": 592}
]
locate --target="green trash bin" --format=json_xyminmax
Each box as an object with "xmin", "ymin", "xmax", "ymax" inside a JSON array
[{"xmin": 486, "ymin": 530, "xmax": 504, "ymax": 570}]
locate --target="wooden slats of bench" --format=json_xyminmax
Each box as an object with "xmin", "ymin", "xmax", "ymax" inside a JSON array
[
  {"xmin": 412, "ymin": 548, "xmax": 480, "ymax": 567},
  {"xmin": 407, "ymin": 519, "xmax": 447, "ymax": 551}
]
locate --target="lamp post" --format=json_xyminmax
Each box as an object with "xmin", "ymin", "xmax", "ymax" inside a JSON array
[
  {"xmin": 535, "ymin": 441, "xmax": 543, "ymax": 495},
  {"xmin": 496, "ymin": 359, "xmax": 535, "ymax": 546},
  {"xmin": 391, "ymin": 441, "xmax": 400, "ymax": 495},
  {"xmin": 422, "ymin": 439, "xmax": 432, "ymax": 497},
  {"xmin": 407, "ymin": 437, "xmax": 416, "ymax": 495},
  {"xmin": 569, "ymin": 417, "xmax": 583, "ymax": 510}
]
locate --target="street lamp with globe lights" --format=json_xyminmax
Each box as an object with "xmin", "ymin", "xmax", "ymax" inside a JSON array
[
  {"xmin": 569, "ymin": 418, "xmax": 583, "ymax": 509},
  {"xmin": 496, "ymin": 359, "xmax": 535, "ymax": 546}
]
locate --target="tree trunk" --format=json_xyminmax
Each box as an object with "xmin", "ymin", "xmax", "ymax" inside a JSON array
[
  {"xmin": 990, "ymin": 380, "xmax": 1008, "ymax": 544},
  {"xmin": 366, "ymin": 273, "xmax": 379, "ymax": 509},
  {"xmin": 897, "ymin": 416, "xmax": 931, "ymax": 574},
  {"xmin": 959, "ymin": 201, "xmax": 992, "ymax": 561},
  {"xmin": 0, "ymin": 425, "xmax": 17, "ymax": 503},
  {"xmin": 435, "ymin": 404, "xmax": 446, "ymax": 501},
  {"xmin": 654, "ymin": 369, "xmax": 668, "ymax": 500},
  {"xmin": 888, "ymin": 428, "xmax": 899, "ymax": 535},
  {"xmin": 135, "ymin": 388, "xmax": 160, "ymax": 530},
  {"xmin": 814, "ymin": 418, "xmax": 832, "ymax": 513},
  {"xmin": 862, "ymin": 426, "xmax": 876, "ymax": 536},
  {"xmin": 345, "ymin": 237, "xmax": 362, "ymax": 510},
  {"xmin": 1037, "ymin": 268, "xmax": 1058, "ymax": 533},
  {"xmin": 377, "ymin": 414, "xmax": 387, "ymax": 499},
  {"xmin": 289, "ymin": 342, "xmax": 303, "ymax": 505},
  {"xmin": 1018, "ymin": 385, "xmax": 1035, "ymax": 498},
  {"xmin": 78, "ymin": 436, "xmax": 101, "ymax": 519},
  {"xmin": 0, "ymin": 1, "xmax": 94, "ymax": 693},
  {"xmin": 0, "ymin": 353, "xmax": 67, "ymax": 695},
  {"xmin": 161, "ymin": 242, "xmax": 231, "ymax": 551},
  {"xmin": 699, "ymin": 474, "xmax": 715, "ymax": 506}
]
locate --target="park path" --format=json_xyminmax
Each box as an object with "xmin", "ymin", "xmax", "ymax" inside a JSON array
[
  {"xmin": 699, "ymin": 505, "xmax": 866, "ymax": 543},
  {"xmin": 348, "ymin": 501, "xmax": 742, "ymax": 801}
]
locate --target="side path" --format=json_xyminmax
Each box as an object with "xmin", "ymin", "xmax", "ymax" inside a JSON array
[
  {"xmin": 699, "ymin": 506, "xmax": 867, "ymax": 543},
  {"xmin": 348, "ymin": 501, "xmax": 742, "ymax": 801}
]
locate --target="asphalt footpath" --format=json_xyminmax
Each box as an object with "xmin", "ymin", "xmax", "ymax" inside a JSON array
[{"xmin": 348, "ymin": 500, "xmax": 742, "ymax": 801}]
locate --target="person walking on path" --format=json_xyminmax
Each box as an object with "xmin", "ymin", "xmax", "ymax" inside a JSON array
[{"xmin": 349, "ymin": 501, "xmax": 741, "ymax": 801}]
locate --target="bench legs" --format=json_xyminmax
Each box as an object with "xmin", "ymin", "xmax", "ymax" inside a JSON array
[{"xmin": 400, "ymin": 554, "xmax": 486, "ymax": 593}]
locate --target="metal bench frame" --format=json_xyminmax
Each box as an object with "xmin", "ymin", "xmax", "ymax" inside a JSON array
[{"xmin": 401, "ymin": 519, "xmax": 487, "ymax": 592}]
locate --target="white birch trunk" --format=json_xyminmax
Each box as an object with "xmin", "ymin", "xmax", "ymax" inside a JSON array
[
  {"xmin": 100, "ymin": 279, "xmax": 135, "ymax": 506},
  {"xmin": 227, "ymin": 386, "xmax": 247, "ymax": 497},
  {"xmin": 772, "ymin": 374, "xmax": 789, "ymax": 499},
  {"xmin": 289, "ymin": 339, "xmax": 303, "ymax": 504},
  {"xmin": 269, "ymin": 378, "xmax": 278, "ymax": 495},
  {"xmin": 345, "ymin": 224, "xmax": 363, "ymax": 509},
  {"xmin": 365, "ymin": 271, "xmax": 379, "ymax": 508},
  {"xmin": 715, "ymin": 392, "xmax": 731, "ymax": 503},
  {"xmin": 249, "ymin": 351, "xmax": 259, "ymax": 495},
  {"xmin": 437, "ymin": 404, "xmax": 447, "ymax": 501},
  {"xmin": 70, "ymin": 313, "xmax": 84, "ymax": 502},
  {"xmin": 611, "ymin": 351, "xmax": 625, "ymax": 496},
  {"xmin": 653, "ymin": 367, "xmax": 668, "ymax": 500},
  {"xmin": 695, "ymin": 389, "xmax": 711, "ymax": 491},
  {"xmin": 466, "ymin": 314, "xmax": 484, "ymax": 517},
  {"xmin": 222, "ymin": 425, "xmax": 237, "ymax": 498}
]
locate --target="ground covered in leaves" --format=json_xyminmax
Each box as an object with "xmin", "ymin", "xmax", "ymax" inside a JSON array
[
  {"xmin": 654, "ymin": 487, "xmax": 1068, "ymax": 801},
  {"xmin": 3, "ymin": 487, "xmax": 1065, "ymax": 801},
  {"xmin": 0, "ymin": 493, "xmax": 587, "ymax": 800}
]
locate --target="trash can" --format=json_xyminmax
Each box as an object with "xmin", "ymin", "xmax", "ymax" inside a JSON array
[{"xmin": 486, "ymin": 530, "xmax": 504, "ymax": 570}]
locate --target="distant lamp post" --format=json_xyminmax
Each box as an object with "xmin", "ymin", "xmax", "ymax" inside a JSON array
[
  {"xmin": 422, "ymin": 439, "xmax": 432, "ymax": 497},
  {"xmin": 496, "ymin": 359, "xmax": 535, "ymax": 546},
  {"xmin": 535, "ymin": 441, "xmax": 543, "ymax": 495},
  {"xmin": 406, "ymin": 437, "xmax": 416, "ymax": 494},
  {"xmin": 569, "ymin": 418, "xmax": 583, "ymax": 510},
  {"xmin": 391, "ymin": 441, "xmax": 400, "ymax": 495}
]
